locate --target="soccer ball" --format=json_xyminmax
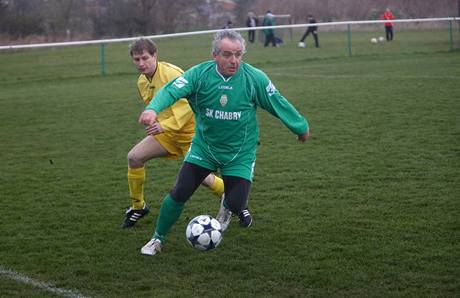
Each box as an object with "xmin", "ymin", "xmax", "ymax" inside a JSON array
[
  {"xmin": 370, "ymin": 38, "xmax": 378, "ymax": 44},
  {"xmin": 186, "ymin": 215, "xmax": 223, "ymax": 251},
  {"xmin": 298, "ymin": 42, "xmax": 306, "ymax": 48},
  {"xmin": 378, "ymin": 36, "xmax": 385, "ymax": 43}
]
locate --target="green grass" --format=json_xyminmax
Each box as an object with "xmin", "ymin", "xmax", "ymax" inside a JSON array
[{"xmin": 1, "ymin": 30, "xmax": 459, "ymax": 297}]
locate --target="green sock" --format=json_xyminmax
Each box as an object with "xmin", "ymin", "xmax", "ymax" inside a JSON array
[{"xmin": 153, "ymin": 195, "xmax": 185, "ymax": 243}]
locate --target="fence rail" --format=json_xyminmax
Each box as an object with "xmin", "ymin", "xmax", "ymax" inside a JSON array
[{"xmin": 1, "ymin": 17, "xmax": 459, "ymax": 51}]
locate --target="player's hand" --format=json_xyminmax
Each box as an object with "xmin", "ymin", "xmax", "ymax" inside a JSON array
[
  {"xmin": 145, "ymin": 122, "xmax": 164, "ymax": 135},
  {"xmin": 298, "ymin": 129, "xmax": 311, "ymax": 142},
  {"xmin": 138, "ymin": 110, "xmax": 157, "ymax": 126}
]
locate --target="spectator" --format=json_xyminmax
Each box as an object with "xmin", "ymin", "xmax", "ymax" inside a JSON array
[
  {"xmin": 382, "ymin": 8, "xmax": 395, "ymax": 41},
  {"xmin": 246, "ymin": 12, "xmax": 258, "ymax": 43},
  {"xmin": 223, "ymin": 20, "xmax": 233, "ymax": 29},
  {"xmin": 262, "ymin": 11, "xmax": 276, "ymax": 47}
]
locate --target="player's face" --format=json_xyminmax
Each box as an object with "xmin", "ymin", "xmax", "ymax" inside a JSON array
[
  {"xmin": 132, "ymin": 50, "xmax": 157, "ymax": 77},
  {"xmin": 213, "ymin": 38, "xmax": 243, "ymax": 77}
]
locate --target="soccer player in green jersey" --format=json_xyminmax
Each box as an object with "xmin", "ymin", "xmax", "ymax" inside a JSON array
[{"xmin": 139, "ymin": 29, "xmax": 311, "ymax": 255}]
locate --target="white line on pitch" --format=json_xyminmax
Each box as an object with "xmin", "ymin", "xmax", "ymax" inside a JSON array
[{"xmin": 0, "ymin": 266, "xmax": 90, "ymax": 298}]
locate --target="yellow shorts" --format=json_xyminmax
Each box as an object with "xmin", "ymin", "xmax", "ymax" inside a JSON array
[{"xmin": 154, "ymin": 133, "xmax": 192, "ymax": 160}]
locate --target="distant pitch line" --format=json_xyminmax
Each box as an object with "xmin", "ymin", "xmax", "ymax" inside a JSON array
[{"xmin": 0, "ymin": 266, "xmax": 90, "ymax": 298}]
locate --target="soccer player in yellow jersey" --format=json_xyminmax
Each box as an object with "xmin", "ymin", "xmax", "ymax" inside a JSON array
[{"xmin": 123, "ymin": 38, "xmax": 226, "ymax": 228}]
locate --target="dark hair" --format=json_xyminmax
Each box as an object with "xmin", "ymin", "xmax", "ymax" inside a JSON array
[{"xmin": 129, "ymin": 38, "xmax": 157, "ymax": 56}]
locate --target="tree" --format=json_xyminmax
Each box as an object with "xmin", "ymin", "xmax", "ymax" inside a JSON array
[
  {"xmin": 40, "ymin": 0, "xmax": 76, "ymax": 41},
  {"xmin": 1, "ymin": 0, "xmax": 44, "ymax": 38}
]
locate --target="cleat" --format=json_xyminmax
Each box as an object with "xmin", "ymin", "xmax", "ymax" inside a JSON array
[
  {"xmin": 216, "ymin": 195, "xmax": 232, "ymax": 231},
  {"xmin": 238, "ymin": 209, "xmax": 252, "ymax": 228},
  {"xmin": 122, "ymin": 203, "xmax": 150, "ymax": 229},
  {"xmin": 140, "ymin": 238, "xmax": 162, "ymax": 256}
]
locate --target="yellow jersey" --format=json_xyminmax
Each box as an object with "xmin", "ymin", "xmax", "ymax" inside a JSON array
[{"xmin": 137, "ymin": 61, "xmax": 195, "ymax": 158}]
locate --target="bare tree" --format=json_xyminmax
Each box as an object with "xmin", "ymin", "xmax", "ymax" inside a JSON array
[
  {"xmin": 40, "ymin": 0, "xmax": 77, "ymax": 41},
  {"xmin": 2, "ymin": 0, "xmax": 458, "ymax": 42}
]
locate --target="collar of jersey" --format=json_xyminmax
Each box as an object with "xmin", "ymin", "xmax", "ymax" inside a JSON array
[{"xmin": 215, "ymin": 64, "xmax": 235, "ymax": 83}]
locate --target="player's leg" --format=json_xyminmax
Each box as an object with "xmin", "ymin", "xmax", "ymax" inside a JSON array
[
  {"xmin": 201, "ymin": 173, "xmax": 226, "ymax": 229},
  {"xmin": 248, "ymin": 30, "xmax": 254, "ymax": 43},
  {"xmin": 264, "ymin": 34, "xmax": 269, "ymax": 47},
  {"xmin": 201, "ymin": 174, "xmax": 224, "ymax": 198},
  {"xmin": 222, "ymin": 176, "xmax": 252, "ymax": 228},
  {"xmin": 313, "ymin": 32, "xmax": 319, "ymax": 47},
  {"xmin": 175, "ymin": 136, "xmax": 224, "ymax": 199},
  {"xmin": 299, "ymin": 30, "xmax": 308, "ymax": 42},
  {"xmin": 123, "ymin": 135, "xmax": 168, "ymax": 228},
  {"xmin": 218, "ymin": 159, "xmax": 255, "ymax": 229},
  {"xmin": 271, "ymin": 33, "xmax": 277, "ymax": 47},
  {"xmin": 141, "ymin": 162, "xmax": 211, "ymax": 255}
]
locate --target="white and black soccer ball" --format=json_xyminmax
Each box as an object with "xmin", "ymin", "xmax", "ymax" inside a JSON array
[
  {"xmin": 186, "ymin": 215, "xmax": 222, "ymax": 251},
  {"xmin": 298, "ymin": 42, "xmax": 306, "ymax": 48},
  {"xmin": 371, "ymin": 37, "xmax": 378, "ymax": 44},
  {"xmin": 378, "ymin": 36, "xmax": 385, "ymax": 43}
]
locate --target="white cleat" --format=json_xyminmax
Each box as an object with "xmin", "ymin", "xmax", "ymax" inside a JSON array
[
  {"xmin": 216, "ymin": 195, "xmax": 232, "ymax": 232},
  {"xmin": 140, "ymin": 238, "xmax": 162, "ymax": 256}
]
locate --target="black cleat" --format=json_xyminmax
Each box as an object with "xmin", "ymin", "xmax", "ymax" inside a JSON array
[
  {"xmin": 122, "ymin": 203, "xmax": 150, "ymax": 228},
  {"xmin": 238, "ymin": 209, "xmax": 252, "ymax": 228}
]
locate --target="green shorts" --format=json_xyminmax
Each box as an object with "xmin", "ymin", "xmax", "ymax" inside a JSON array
[{"xmin": 184, "ymin": 142, "xmax": 256, "ymax": 181}]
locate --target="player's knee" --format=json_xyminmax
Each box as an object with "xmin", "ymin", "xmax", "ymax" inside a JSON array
[
  {"xmin": 170, "ymin": 185, "xmax": 191, "ymax": 203},
  {"xmin": 127, "ymin": 149, "xmax": 143, "ymax": 168},
  {"xmin": 201, "ymin": 174, "xmax": 214, "ymax": 187}
]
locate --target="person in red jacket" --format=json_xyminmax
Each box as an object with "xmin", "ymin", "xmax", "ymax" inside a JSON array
[{"xmin": 382, "ymin": 8, "xmax": 395, "ymax": 41}]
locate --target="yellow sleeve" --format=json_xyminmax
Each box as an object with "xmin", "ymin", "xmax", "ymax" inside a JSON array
[{"xmin": 158, "ymin": 98, "xmax": 194, "ymax": 133}]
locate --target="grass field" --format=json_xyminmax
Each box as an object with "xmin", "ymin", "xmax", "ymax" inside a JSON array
[{"xmin": 1, "ymin": 29, "xmax": 460, "ymax": 297}]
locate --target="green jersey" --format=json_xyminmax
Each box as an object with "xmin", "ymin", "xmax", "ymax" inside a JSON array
[{"xmin": 146, "ymin": 60, "xmax": 308, "ymax": 170}]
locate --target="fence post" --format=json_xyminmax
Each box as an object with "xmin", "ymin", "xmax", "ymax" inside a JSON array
[
  {"xmin": 448, "ymin": 20, "xmax": 454, "ymax": 51},
  {"xmin": 347, "ymin": 24, "xmax": 352, "ymax": 57},
  {"xmin": 100, "ymin": 43, "xmax": 107, "ymax": 76}
]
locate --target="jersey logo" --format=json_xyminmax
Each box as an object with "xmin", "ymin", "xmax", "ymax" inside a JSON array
[
  {"xmin": 173, "ymin": 76, "xmax": 188, "ymax": 88},
  {"xmin": 266, "ymin": 80, "xmax": 277, "ymax": 96},
  {"xmin": 220, "ymin": 94, "xmax": 228, "ymax": 107}
]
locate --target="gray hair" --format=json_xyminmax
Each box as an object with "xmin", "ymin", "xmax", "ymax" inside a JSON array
[{"xmin": 211, "ymin": 30, "xmax": 246, "ymax": 55}]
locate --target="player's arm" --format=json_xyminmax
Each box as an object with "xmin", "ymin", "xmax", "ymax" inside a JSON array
[
  {"xmin": 140, "ymin": 71, "xmax": 195, "ymax": 126},
  {"xmin": 253, "ymin": 72, "xmax": 310, "ymax": 140},
  {"xmin": 145, "ymin": 70, "xmax": 195, "ymax": 112}
]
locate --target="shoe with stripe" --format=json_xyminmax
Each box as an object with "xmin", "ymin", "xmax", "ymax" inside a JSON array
[
  {"xmin": 122, "ymin": 203, "xmax": 150, "ymax": 229},
  {"xmin": 238, "ymin": 209, "xmax": 252, "ymax": 228}
]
